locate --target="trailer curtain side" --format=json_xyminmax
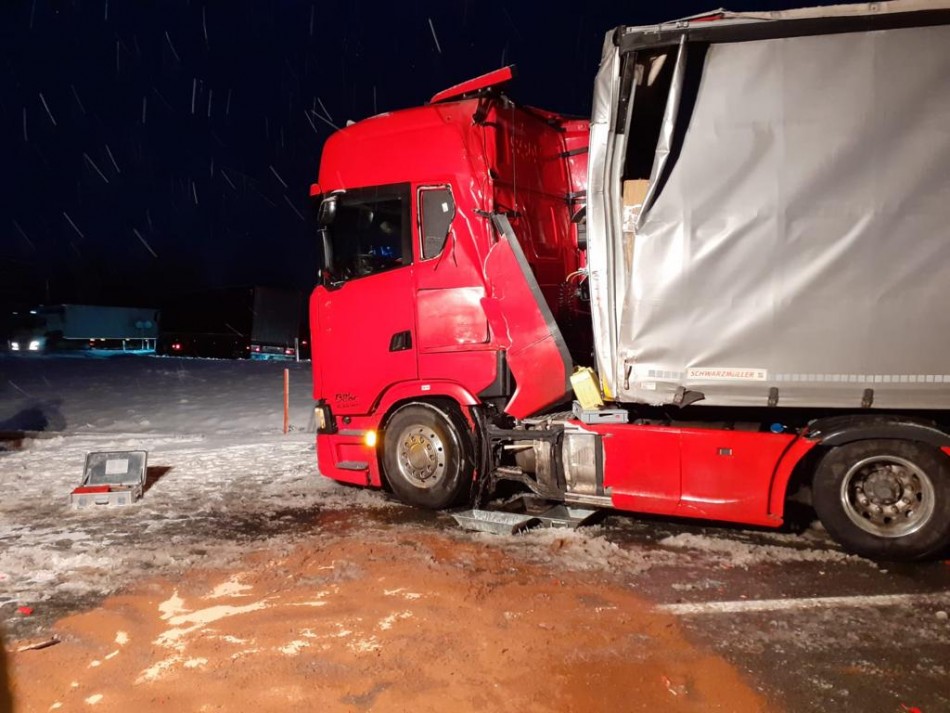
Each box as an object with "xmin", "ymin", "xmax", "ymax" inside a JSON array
[{"xmin": 588, "ymin": 20, "xmax": 950, "ymax": 409}]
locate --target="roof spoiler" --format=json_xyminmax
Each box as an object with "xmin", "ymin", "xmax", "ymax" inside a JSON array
[{"xmin": 429, "ymin": 65, "xmax": 517, "ymax": 104}]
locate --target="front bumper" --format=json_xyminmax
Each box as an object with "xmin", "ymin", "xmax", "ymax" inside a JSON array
[{"xmin": 314, "ymin": 403, "xmax": 383, "ymax": 487}]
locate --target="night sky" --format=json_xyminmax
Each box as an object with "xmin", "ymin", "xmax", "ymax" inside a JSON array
[{"xmin": 1, "ymin": 0, "xmax": 856, "ymax": 309}]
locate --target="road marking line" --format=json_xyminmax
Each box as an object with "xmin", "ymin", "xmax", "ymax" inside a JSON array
[{"xmin": 658, "ymin": 591, "xmax": 950, "ymax": 615}]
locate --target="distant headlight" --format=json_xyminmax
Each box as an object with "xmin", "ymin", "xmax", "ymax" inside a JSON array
[
  {"xmin": 10, "ymin": 341, "xmax": 20, "ymax": 351},
  {"xmin": 28, "ymin": 340, "xmax": 41, "ymax": 351}
]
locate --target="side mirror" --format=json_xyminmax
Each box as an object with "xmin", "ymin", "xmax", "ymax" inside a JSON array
[
  {"xmin": 319, "ymin": 227, "xmax": 333, "ymax": 272},
  {"xmin": 318, "ymin": 195, "xmax": 338, "ymax": 226}
]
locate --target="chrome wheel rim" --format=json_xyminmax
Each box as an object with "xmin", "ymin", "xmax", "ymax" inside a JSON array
[
  {"xmin": 840, "ymin": 455, "xmax": 935, "ymax": 538},
  {"xmin": 395, "ymin": 425, "xmax": 446, "ymax": 489}
]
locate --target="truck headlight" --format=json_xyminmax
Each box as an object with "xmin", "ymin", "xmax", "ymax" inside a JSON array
[
  {"xmin": 10, "ymin": 341, "xmax": 20, "ymax": 351},
  {"xmin": 28, "ymin": 340, "xmax": 40, "ymax": 351}
]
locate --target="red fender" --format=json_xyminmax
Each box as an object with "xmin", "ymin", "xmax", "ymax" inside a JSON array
[
  {"xmin": 767, "ymin": 438, "xmax": 819, "ymax": 518},
  {"xmin": 373, "ymin": 379, "xmax": 481, "ymax": 428}
]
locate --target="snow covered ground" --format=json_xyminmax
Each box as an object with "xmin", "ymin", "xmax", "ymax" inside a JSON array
[
  {"xmin": 0, "ymin": 354, "xmax": 394, "ymax": 634},
  {"xmin": 1, "ymin": 352, "xmax": 316, "ymax": 436}
]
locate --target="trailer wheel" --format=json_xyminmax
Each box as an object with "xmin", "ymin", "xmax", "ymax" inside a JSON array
[
  {"xmin": 812, "ymin": 439, "xmax": 950, "ymax": 560},
  {"xmin": 381, "ymin": 403, "xmax": 473, "ymax": 510}
]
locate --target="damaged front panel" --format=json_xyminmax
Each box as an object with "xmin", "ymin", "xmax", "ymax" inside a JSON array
[{"xmin": 590, "ymin": 17, "xmax": 950, "ymax": 409}]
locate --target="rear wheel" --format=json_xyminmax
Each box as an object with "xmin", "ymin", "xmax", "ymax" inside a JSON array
[
  {"xmin": 381, "ymin": 403, "xmax": 473, "ymax": 509},
  {"xmin": 812, "ymin": 439, "xmax": 950, "ymax": 560}
]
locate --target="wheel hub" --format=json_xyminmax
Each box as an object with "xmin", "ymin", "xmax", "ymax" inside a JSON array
[
  {"xmin": 840, "ymin": 455, "xmax": 934, "ymax": 538},
  {"xmin": 863, "ymin": 470, "xmax": 902, "ymax": 504},
  {"xmin": 396, "ymin": 426, "xmax": 446, "ymax": 489},
  {"xmin": 406, "ymin": 437, "xmax": 435, "ymax": 472}
]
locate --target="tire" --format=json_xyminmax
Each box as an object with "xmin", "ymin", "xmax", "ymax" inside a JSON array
[
  {"xmin": 381, "ymin": 402, "xmax": 473, "ymax": 509},
  {"xmin": 812, "ymin": 439, "xmax": 950, "ymax": 561}
]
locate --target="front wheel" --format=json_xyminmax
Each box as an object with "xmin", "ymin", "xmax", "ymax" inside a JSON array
[
  {"xmin": 812, "ymin": 439, "xmax": 950, "ymax": 560},
  {"xmin": 381, "ymin": 402, "xmax": 473, "ymax": 509}
]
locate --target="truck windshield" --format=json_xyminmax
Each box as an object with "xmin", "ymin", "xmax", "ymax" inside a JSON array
[
  {"xmin": 320, "ymin": 184, "xmax": 411, "ymax": 285},
  {"xmin": 10, "ymin": 314, "xmax": 46, "ymax": 330}
]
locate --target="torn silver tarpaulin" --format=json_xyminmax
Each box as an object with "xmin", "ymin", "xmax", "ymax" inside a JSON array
[{"xmin": 587, "ymin": 6, "xmax": 950, "ymax": 408}]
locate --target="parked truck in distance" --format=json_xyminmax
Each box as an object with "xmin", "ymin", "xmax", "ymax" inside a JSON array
[
  {"xmin": 248, "ymin": 287, "xmax": 306, "ymax": 361},
  {"xmin": 159, "ymin": 286, "xmax": 304, "ymax": 360},
  {"xmin": 307, "ymin": 2, "xmax": 950, "ymax": 560},
  {"xmin": 6, "ymin": 304, "xmax": 158, "ymax": 353}
]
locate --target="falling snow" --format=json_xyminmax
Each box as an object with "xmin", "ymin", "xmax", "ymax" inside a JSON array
[
  {"xmin": 2, "ymin": 0, "xmax": 620, "ymax": 308},
  {"xmin": 269, "ymin": 166, "xmax": 288, "ymax": 189},
  {"xmin": 62, "ymin": 212, "xmax": 85, "ymax": 240},
  {"xmin": 83, "ymin": 153, "xmax": 110, "ymax": 184},
  {"xmin": 164, "ymin": 31, "xmax": 181, "ymax": 63},
  {"xmin": 105, "ymin": 144, "xmax": 121, "ymax": 173},
  {"xmin": 428, "ymin": 18, "xmax": 442, "ymax": 54},
  {"xmin": 132, "ymin": 228, "xmax": 158, "ymax": 258},
  {"xmin": 38, "ymin": 92, "xmax": 57, "ymax": 126}
]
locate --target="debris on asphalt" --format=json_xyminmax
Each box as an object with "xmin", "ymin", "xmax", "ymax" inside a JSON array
[{"xmin": 16, "ymin": 636, "xmax": 60, "ymax": 653}]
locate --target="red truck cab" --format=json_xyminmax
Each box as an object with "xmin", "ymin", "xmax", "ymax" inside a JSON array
[{"xmin": 310, "ymin": 68, "xmax": 589, "ymax": 501}]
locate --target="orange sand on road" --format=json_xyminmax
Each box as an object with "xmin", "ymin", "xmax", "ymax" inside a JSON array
[{"xmin": 9, "ymin": 533, "xmax": 774, "ymax": 712}]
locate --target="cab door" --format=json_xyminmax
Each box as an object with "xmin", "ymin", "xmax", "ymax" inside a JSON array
[
  {"xmin": 412, "ymin": 185, "xmax": 495, "ymax": 389},
  {"xmin": 312, "ymin": 183, "xmax": 417, "ymax": 415}
]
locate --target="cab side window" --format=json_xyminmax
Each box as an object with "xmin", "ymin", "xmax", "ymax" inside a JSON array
[{"xmin": 419, "ymin": 187, "xmax": 455, "ymax": 260}]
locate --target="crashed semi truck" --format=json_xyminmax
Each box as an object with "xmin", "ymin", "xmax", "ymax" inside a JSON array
[{"xmin": 308, "ymin": 2, "xmax": 950, "ymax": 560}]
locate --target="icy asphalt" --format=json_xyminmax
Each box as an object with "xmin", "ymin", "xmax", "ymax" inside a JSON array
[{"xmin": 1, "ymin": 353, "xmax": 948, "ymax": 712}]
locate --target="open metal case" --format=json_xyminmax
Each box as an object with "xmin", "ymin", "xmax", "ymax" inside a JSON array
[{"xmin": 70, "ymin": 451, "xmax": 147, "ymax": 508}]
